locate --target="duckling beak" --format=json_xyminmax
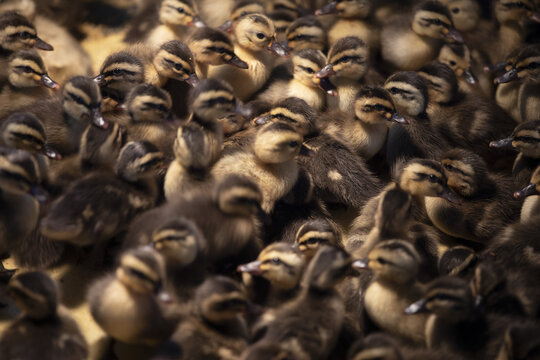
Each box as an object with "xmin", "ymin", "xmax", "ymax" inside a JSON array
[
  {"xmin": 189, "ymin": 15, "xmax": 206, "ymax": 28},
  {"xmin": 489, "ymin": 137, "xmax": 514, "ymax": 149},
  {"xmin": 115, "ymin": 103, "xmax": 128, "ymax": 111},
  {"xmin": 157, "ymin": 291, "xmax": 173, "ymax": 304},
  {"xmin": 40, "ymin": 74, "xmax": 60, "ymax": 90},
  {"xmin": 228, "ymin": 55, "xmax": 249, "ymax": 69},
  {"xmin": 529, "ymin": 11, "xmax": 540, "ymax": 23},
  {"xmin": 34, "ymin": 37, "xmax": 53, "ymax": 51},
  {"xmin": 443, "ymin": 27, "xmax": 464, "ymax": 43},
  {"xmin": 439, "ymin": 186, "xmax": 462, "ymax": 204},
  {"xmin": 318, "ymin": 77, "xmax": 338, "ymax": 96},
  {"xmin": 91, "ymin": 107, "xmax": 108, "ymax": 129},
  {"xmin": 404, "ymin": 299, "xmax": 427, "ymax": 314},
  {"xmin": 299, "ymin": 143, "xmax": 316, "ymax": 157},
  {"xmin": 218, "ymin": 20, "xmax": 233, "ymax": 33},
  {"xmin": 30, "ymin": 185, "xmax": 49, "ymax": 203},
  {"xmin": 390, "ymin": 111, "xmax": 409, "ymax": 124},
  {"xmin": 494, "ymin": 68, "xmax": 518, "ymax": 84},
  {"xmin": 315, "ymin": 1, "xmax": 338, "ymax": 15},
  {"xmin": 484, "ymin": 61, "xmax": 507, "ymax": 74},
  {"xmin": 237, "ymin": 260, "xmax": 264, "ymax": 275},
  {"xmin": 514, "ymin": 183, "xmax": 538, "ymax": 199},
  {"xmin": 352, "ymin": 259, "xmax": 369, "ymax": 270},
  {"xmin": 268, "ymin": 40, "xmax": 289, "ymax": 57},
  {"xmin": 316, "ymin": 64, "xmax": 336, "ymax": 79},
  {"xmin": 253, "ymin": 114, "xmax": 271, "ymax": 126},
  {"xmin": 42, "ymin": 144, "xmax": 62, "ymax": 160},
  {"xmin": 463, "ymin": 68, "xmax": 478, "ymax": 85},
  {"xmin": 93, "ymin": 74, "xmax": 107, "ymax": 86},
  {"xmin": 186, "ymin": 73, "xmax": 200, "ymax": 87}
]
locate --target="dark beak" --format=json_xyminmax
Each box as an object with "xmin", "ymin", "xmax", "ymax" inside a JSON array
[
  {"xmin": 91, "ymin": 107, "xmax": 108, "ymax": 129},
  {"xmin": 514, "ymin": 183, "xmax": 538, "ymax": 199},
  {"xmin": 315, "ymin": 1, "xmax": 338, "ymax": 15},
  {"xmin": 40, "ymin": 74, "xmax": 59, "ymax": 90},
  {"xmin": 494, "ymin": 68, "xmax": 518, "ymax": 84},
  {"xmin": 463, "ymin": 68, "xmax": 478, "ymax": 85},
  {"xmin": 439, "ymin": 186, "xmax": 462, "ymax": 204},
  {"xmin": 157, "ymin": 291, "xmax": 173, "ymax": 304},
  {"xmin": 268, "ymin": 40, "xmax": 289, "ymax": 57},
  {"xmin": 318, "ymin": 77, "xmax": 338, "ymax": 96},
  {"xmin": 299, "ymin": 143, "xmax": 316, "ymax": 156},
  {"xmin": 34, "ymin": 37, "xmax": 53, "ymax": 51},
  {"xmin": 237, "ymin": 260, "xmax": 264, "ymax": 275},
  {"xmin": 484, "ymin": 61, "xmax": 507, "ymax": 74},
  {"xmin": 489, "ymin": 137, "xmax": 514, "ymax": 149},
  {"xmin": 352, "ymin": 259, "xmax": 369, "ymax": 270},
  {"xmin": 316, "ymin": 64, "xmax": 336, "ymax": 79},
  {"xmin": 186, "ymin": 73, "xmax": 200, "ymax": 87},
  {"xmin": 43, "ymin": 144, "xmax": 61, "ymax": 160},
  {"xmin": 228, "ymin": 55, "xmax": 249, "ymax": 69},
  {"xmin": 444, "ymin": 28, "xmax": 464, "ymax": 43},
  {"xmin": 529, "ymin": 11, "xmax": 540, "ymax": 23},
  {"xmin": 190, "ymin": 15, "xmax": 205, "ymax": 28},
  {"xmin": 390, "ymin": 111, "xmax": 409, "ymax": 124},
  {"xmin": 30, "ymin": 185, "xmax": 49, "ymax": 203},
  {"xmin": 218, "ymin": 20, "xmax": 233, "ymax": 33},
  {"xmin": 93, "ymin": 74, "xmax": 107, "ymax": 86},
  {"xmin": 404, "ymin": 299, "xmax": 427, "ymax": 315},
  {"xmin": 253, "ymin": 114, "xmax": 271, "ymax": 126}
]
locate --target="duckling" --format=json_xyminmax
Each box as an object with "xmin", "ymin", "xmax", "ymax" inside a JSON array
[
  {"xmin": 269, "ymin": 10, "xmax": 296, "ymax": 44},
  {"xmin": 187, "ymin": 26, "xmax": 248, "ymax": 79},
  {"xmin": 157, "ymin": 275, "xmax": 249, "ymax": 360},
  {"xmin": 316, "ymin": 36, "xmax": 385, "ymax": 113},
  {"xmin": 425, "ymin": 149, "xmax": 520, "ymax": 244},
  {"xmin": 88, "ymin": 246, "xmax": 178, "ymax": 345},
  {"xmin": 439, "ymin": 0, "xmax": 480, "ymax": 34},
  {"xmin": 238, "ymin": 242, "xmax": 305, "ymax": 308},
  {"xmin": 380, "ymin": 1, "xmax": 464, "ymax": 72},
  {"xmin": 0, "ymin": 271, "xmax": 87, "ymax": 360},
  {"xmin": 295, "ymin": 218, "xmax": 343, "ymax": 262},
  {"xmin": 285, "ymin": 15, "xmax": 326, "ymax": 52},
  {"xmin": 212, "ymin": 121, "xmax": 306, "ymax": 213},
  {"xmin": 315, "ymin": 0, "xmax": 377, "ymax": 49},
  {"xmin": 323, "ymin": 86, "xmax": 408, "ymax": 160},
  {"xmin": 384, "ymin": 71, "xmax": 450, "ymax": 172},
  {"xmin": 25, "ymin": 76, "xmax": 108, "ymax": 156},
  {"xmin": 208, "ymin": 13, "xmax": 288, "ymax": 101},
  {"xmin": 253, "ymin": 246, "xmax": 352, "ymax": 360},
  {"xmin": 40, "ymin": 141, "xmax": 163, "ymax": 252},
  {"xmin": 418, "ymin": 61, "xmax": 516, "ymax": 167},
  {"xmin": 353, "ymin": 240, "xmax": 427, "ymax": 344},
  {"xmin": 494, "ymin": 44, "xmax": 540, "ymax": 124}
]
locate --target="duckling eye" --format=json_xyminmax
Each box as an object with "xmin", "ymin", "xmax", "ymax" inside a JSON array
[
  {"xmin": 240, "ymin": 11, "xmax": 247, "ymax": 16},
  {"xmin": 451, "ymin": 8, "xmax": 460, "ymax": 13},
  {"xmin": 256, "ymin": 33, "xmax": 265, "ymax": 40},
  {"xmin": 306, "ymin": 68, "xmax": 314, "ymax": 74},
  {"xmin": 428, "ymin": 174, "xmax": 439, "ymax": 183},
  {"xmin": 389, "ymin": 87, "xmax": 400, "ymax": 95},
  {"xmin": 272, "ymin": 257, "xmax": 281, "ymax": 264},
  {"xmin": 288, "ymin": 141, "xmax": 299, "ymax": 148},
  {"xmin": 177, "ymin": 7, "xmax": 185, "ymax": 13},
  {"xmin": 377, "ymin": 257, "xmax": 388, "ymax": 265},
  {"xmin": 444, "ymin": 163, "xmax": 454, "ymax": 171},
  {"xmin": 112, "ymin": 69, "xmax": 123, "ymax": 76},
  {"xmin": 69, "ymin": 93, "xmax": 86, "ymax": 106},
  {"xmin": 449, "ymin": 60, "xmax": 456, "ymax": 66}
]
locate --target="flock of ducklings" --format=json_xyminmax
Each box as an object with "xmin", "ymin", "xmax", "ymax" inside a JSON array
[{"xmin": 0, "ymin": 0, "xmax": 539, "ymax": 359}]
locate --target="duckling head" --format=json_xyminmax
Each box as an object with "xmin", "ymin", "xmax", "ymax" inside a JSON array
[
  {"xmin": 79, "ymin": 121, "xmax": 126, "ymax": 170},
  {"xmin": 125, "ymin": 84, "xmax": 172, "ymax": 123},
  {"xmin": 253, "ymin": 121, "xmax": 305, "ymax": 163},
  {"xmin": 347, "ymin": 333, "xmax": 403, "ymax": 360},
  {"xmin": 354, "ymin": 240, "xmax": 420, "ymax": 284},
  {"xmin": 440, "ymin": 148, "xmax": 489, "ymax": 198},
  {"xmin": 495, "ymin": 45, "xmax": 540, "ymax": 84},
  {"xmin": 397, "ymin": 158, "xmax": 461, "ymax": 203},
  {"xmin": 196, "ymin": 276, "xmax": 248, "ymax": 323},
  {"xmin": 0, "ymin": 11, "xmax": 52, "ymax": 52},
  {"xmin": 233, "ymin": 13, "xmax": 288, "ymax": 56},
  {"xmin": 405, "ymin": 276, "xmax": 474, "ymax": 321},
  {"xmin": 269, "ymin": 0, "xmax": 308, "ymax": 18},
  {"xmin": 153, "ymin": 40, "xmax": 199, "ymax": 86},
  {"xmin": 8, "ymin": 271, "xmax": 58, "ymax": 320},
  {"xmin": 494, "ymin": 0, "xmax": 540, "ymax": 24},
  {"xmin": 0, "ymin": 147, "xmax": 44, "ymax": 199},
  {"xmin": 354, "ymin": 87, "xmax": 409, "ymax": 125},
  {"xmin": 190, "ymin": 78, "xmax": 237, "ymax": 122},
  {"xmin": 317, "ymin": 36, "xmax": 369, "ymax": 81},
  {"xmin": 215, "ymin": 174, "xmax": 263, "ymax": 217},
  {"xmin": 151, "ymin": 217, "xmax": 205, "ymax": 267},
  {"xmin": 94, "ymin": 51, "xmax": 145, "ymax": 102},
  {"xmin": 63, "ymin": 76, "xmax": 108, "ymax": 129},
  {"xmin": 116, "ymin": 246, "xmax": 167, "ymax": 295},
  {"xmin": 411, "ymin": 1, "xmax": 464, "ymax": 43},
  {"xmin": 439, "ymin": 0, "xmax": 480, "ymax": 32},
  {"xmin": 315, "ymin": 0, "xmax": 371, "ymax": 19},
  {"xmin": 515, "ymin": 164, "xmax": 540, "ymax": 198},
  {"xmin": 418, "ymin": 61, "xmax": 459, "ymax": 104},
  {"xmin": 490, "ymin": 120, "xmax": 540, "ymax": 158},
  {"xmin": 172, "ymin": 124, "xmax": 214, "ymax": 170},
  {"xmin": 285, "ymin": 16, "xmax": 326, "ymax": 52},
  {"xmin": 188, "ymin": 27, "xmax": 248, "ymax": 68},
  {"xmin": 7, "ymin": 49, "xmax": 58, "ymax": 89},
  {"xmin": 269, "ymin": 10, "xmax": 296, "ymax": 42},
  {"xmin": 374, "ymin": 187, "xmax": 413, "ymax": 235},
  {"xmin": 384, "ymin": 71, "xmax": 429, "ymax": 117},
  {"xmin": 159, "ymin": 0, "xmax": 204, "ymax": 28},
  {"xmin": 115, "ymin": 141, "xmax": 164, "ymax": 182},
  {"xmin": 1, "ymin": 112, "xmax": 60, "ymax": 159},
  {"xmin": 295, "ymin": 219, "xmax": 341, "ymax": 262},
  {"xmin": 303, "ymin": 245, "xmax": 351, "ymax": 292},
  {"xmin": 238, "ymin": 242, "xmax": 305, "ymax": 290},
  {"xmin": 438, "ymin": 43, "xmax": 477, "ymax": 85},
  {"xmin": 255, "ymin": 97, "xmax": 317, "ymax": 137},
  {"xmin": 292, "ymin": 49, "xmax": 338, "ymax": 95}
]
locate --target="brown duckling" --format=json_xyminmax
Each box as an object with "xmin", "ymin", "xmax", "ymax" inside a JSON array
[
  {"xmin": 285, "ymin": 15, "xmax": 326, "ymax": 53},
  {"xmin": 295, "ymin": 218, "xmax": 343, "ymax": 262},
  {"xmin": 0, "ymin": 271, "xmax": 87, "ymax": 360}
]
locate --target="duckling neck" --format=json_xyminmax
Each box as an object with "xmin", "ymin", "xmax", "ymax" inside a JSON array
[
  {"xmin": 195, "ymin": 61, "xmax": 209, "ymax": 79},
  {"xmin": 287, "ymin": 79, "xmax": 324, "ymax": 110},
  {"xmin": 497, "ymin": 23, "xmax": 524, "ymax": 61}
]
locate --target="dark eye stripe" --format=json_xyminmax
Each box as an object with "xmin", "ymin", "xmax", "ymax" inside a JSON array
[
  {"xmin": 288, "ymin": 34, "xmax": 315, "ymax": 42},
  {"xmin": 363, "ymin": 104, "xmax": 392, "ymax": 112},
  {"xmin": 206, "ymin": 46, "xmax": 235, "ymax": 57},
  {"xmin": 202, "ymin": 97, "xmax": 235, "ymax": 107},
  {"xmin": 333, "ymin": 55, "xmax": 365, "ymax": 65},
  {"xmin": 0, "ymin": 169, "xmax": 31, "ymax": 186},
  {"xmin": 272, "ymin": 113, "xmax": 296, "ymax": 123},
  {"xmin": 12, "ymin": 132, "xmax": 43, "ymax": 144}
]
